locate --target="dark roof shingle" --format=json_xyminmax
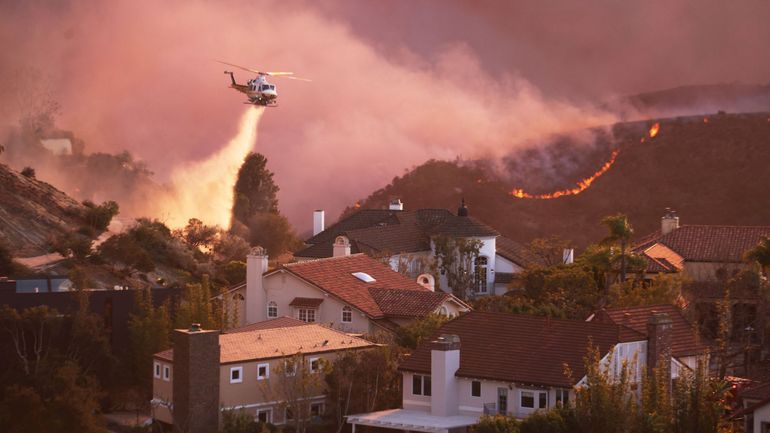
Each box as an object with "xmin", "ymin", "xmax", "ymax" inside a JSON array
[
  {"xmin": 399, "ymin": 311, "xmax": 644, "ymax": 388},
  {"xmin": 636, "ymin": 225, "xmax": 770, "ymax": 263}
]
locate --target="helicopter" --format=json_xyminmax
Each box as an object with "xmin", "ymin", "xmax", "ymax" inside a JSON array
[{"xmin": 218, "ymin": 60, "xmax": 310, "ymax": 106}]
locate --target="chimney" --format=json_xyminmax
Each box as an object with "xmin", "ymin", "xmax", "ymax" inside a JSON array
[
  {"xmin": 562, "ymin": 248, "xmax": 574, "ymax": 265},
  {"xmin": 457, "ymin": 198, "xmax": 468, "ymax": 217},
  {"xmin": 430, "ymin": 334, "xmax": 461, "ymax": 417},
  {"xmin": 646, "ymin": 312, "xmax": 673, "ymax": 381},
  {"xmin": 313, "ymin": 210, "xmax": 325, "ymax": 236},
  {"xmin": 246, "ymin": 247, "xmax": 268, "ymax": 324},
  {"xmin": 417, "ymin": 273, "xmax": 436, "ymax": 291},
  {"xmin": 172, "ymin": 326, "xmax": 220, "ymax": 433},
  {"xmin": 333, "ymin": 236, "xmax": 351, "ymax": 257},
  {"xmin": 389, "ymin": 199, "xmax": 404, "ymax": 211},
  {"xmin": 661, "ymin": 208, "xmax": 679, "ymax": 235}
]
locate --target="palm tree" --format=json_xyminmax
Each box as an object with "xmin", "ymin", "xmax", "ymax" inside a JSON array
[
  {"xmin": 601, "ymin": 214, "xmax": 634, "ymax": 282},
  {"xmin": 746, "ymin": 236, "xmax": 770, "ymax": 277}
]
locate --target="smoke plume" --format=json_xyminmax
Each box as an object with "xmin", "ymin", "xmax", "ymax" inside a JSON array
[{"xmin": 1, "ymin": 1, "xmax": 768, "ymax": 231}]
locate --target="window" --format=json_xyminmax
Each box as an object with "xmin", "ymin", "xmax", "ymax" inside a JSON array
[
  {"xmin": 285, "ymin": 407, "xmax": 294, "ymax": 421},
  {"xmin": 412, "ymin": 374, "xmax": 431, "ymax": 396},
  {"xmin": 163, "ymin": 365, "xmax": 171, "ymax": 381},
  {"xmin": 267, "ymin": 301, "xmax": 278, "ymax": 318},
  {"xmin": 474, "ymin": 256, "xmax": 488, "ymax": 293},
  {"xmin": 352, "ymin": 272, "xmax": 376, "ymax": 283},
  {"xmin": 309, "ymin": 358, "xmax": 320, "ymax": 373},
  {"xmin": 342, "ymin": 306, "xmax": 352, "ymax": 323},
  {"xmin": 232, "ymin": 293, "xmax": 244, "ymax": 302},
  {"xmin": 284, "ymin": 360, "xmax": 297, "ymax": 376},
  {"xmin": 257, "ymin": 363, "xmax": 269, "ymax": 380},
  {"xmin": 471, "ymin": 380, "xmax": 482, "ymax": 397},
  {"xmin": 310, "ymin": 402, "xmax": 324, "ymax": 418},
  {"xmin": 154, "ymin": 362, "xmax": 161, "ymax": 379},
  {"xmin": 298, "ymin": 308, "xmax": 316, "ymax": 323},
  {"xmin": 520, "ymin": 390, "xmax": 547, "ymax": 409},
  {"xmin": 256, "ymin": 409, "xmax": 272, "ymax": 424},
  {"xmin": 439, "ymin": 306, "xmax": 450, "ymax": 317},
  {"xmin": 555, "ymin": 389, "xmax": 569, "ymax": 406},
  {"xmin": 230, "ymin": 366, "xmax": 243, "ymax": 383}
]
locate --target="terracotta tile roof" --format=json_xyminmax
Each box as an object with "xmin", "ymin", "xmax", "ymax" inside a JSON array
[
  {"xmin": 289, "ymin": 297, "xmax": 325, "ymax": 308},
  {"xmin": 276, "ymin": 254, "xmax": 431, "ymax": 319},
  {"xmin": 153, "ymin": 322, "xmax": 376, "ymax": 365},
  {"xmin": 368, "ymin": 287, "xmax": 452, "ymax": 318},
  {"xmin": 296, "ymin": 208, "xmax": 498, "ymax": 259},
  {"xmin": 398, "ymin": 311, "xmax": 645, "ymax": 388},
  {"xmin": 227, "ymin": 316, "xmax": 307, "ymax": 333},
  {"xmin": 635, "ymin": 225, "xmax": 770, "ymax": 263},
  {"xmin": 641, "ymin": 253, "xmax": 680, "ymax": 274},
  {"xmin": 495, "ymin": 236, "xmax": 542, "ymax": 268},
  {"xmin": 589, "ymin": 304, "xmax": 710, "ymax": 358},
  {"xmin": 740, "ymin": 381, "xmax": 770, "ymax": 401}
]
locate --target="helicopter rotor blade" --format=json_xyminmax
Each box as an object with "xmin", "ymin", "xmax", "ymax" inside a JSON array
[{"xmin": 216, "ymin": 60, "xmax": 265, "ymax": 75}]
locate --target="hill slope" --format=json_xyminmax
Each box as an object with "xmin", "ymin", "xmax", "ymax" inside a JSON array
[
  {"xmin": 348, "ymin": 112, "xmax": 770, "ymax": 248},
  {"xmin": 0, "ymin": 164, "xmax": 86, "ymax": 257}
]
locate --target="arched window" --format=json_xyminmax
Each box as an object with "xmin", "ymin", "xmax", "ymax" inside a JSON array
[
  {"xmin": 439, "ymin": 306, "xmax": 450, "ymax": 317},
  {"xmin": 341, "ymin": 306, "xmax": 352, "ymax": 323},
  {"xmin": 267, "ymin": 301, "xmax": 278, "ymax": 318},
  {"xmin": 232, "ymin": 293, "xmax": 244, "ymax": 302},
  {"xmin": 474, "ymin": 256, "xmax": 488, "ymax": 293}
]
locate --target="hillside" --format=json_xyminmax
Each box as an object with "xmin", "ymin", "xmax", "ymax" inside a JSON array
[
  {"xmin": 347, "ymin": 112, "xmax": 770, "ymax": 249},
  {"xmin": 0, "ymin": 163, "xmax": 87, "ymax": 257}
]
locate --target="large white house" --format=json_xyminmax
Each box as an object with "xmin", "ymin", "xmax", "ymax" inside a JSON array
[
  {"xmin": 296, "ymin": 200, "xmax": 542, "ymax": 297},
  {"xmin": 224, "ymin": 248, "xmax": 470, "ymax": 334},
  {"xmin": 347, "ymin": 311, "xmax": 685, "ymax": 433}
]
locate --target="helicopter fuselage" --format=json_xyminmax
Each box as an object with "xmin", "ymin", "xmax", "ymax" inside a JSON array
[{"xmin": 224, "ymin": 71, "xmax": 278, "ymax": 106}]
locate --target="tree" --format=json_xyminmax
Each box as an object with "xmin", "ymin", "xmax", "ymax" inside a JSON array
[
  {"xmin": 600, "ymin": 214, "xmax": 634, "ymax": 283},
  {"xmin": 82, "ymin": 200, "xmax": 119, "ymax": 233},
  {"xmin": 0, "ymin": 239, "xmax": 17, "ymax": 276},
  {"xmin": 395, "ymin": 314, "xmax": 451, "ymax": 349},
  {"xmin": 746, "ymin": 236, "xmax": 770, "ymax": 277},
  {"xmin": 20, "ymin": 166, "xmax": 35, "ymax": 178},
  {"xmin": 529, "ymin": 236, "xmax": 572, "ymax": 268},
  {"xmin": 178, "ymin": 218, "xmax": 219, "ymax": 251},
  {"xmin": 325, "ymin": 346, "xmax": 403, "ymax": 433},
  {"xmin": 607, "ymin": 273, "xmax": 687, "ymax": 308},
  {"xmin": 51, "ymin": 231, "xmax": 93, "ymax": 262},
  {"xmin": 98, "ymin": 233, "xmax": 155, "ymax": 274},
  {"xmin": 232, "ymin": 152, "xmax": 279, "ymax": 225},
  {"xmin": 245, "ymin": 212, "xmax": 301, "ymax": 256},
  {"xmin": 471, "ymin": 415, "xmax": 520, "ymax": 433},
  {"xmin": 433, "ymin": 234, "xmax": 483, "ymax": 299},
  {"xmin": 127, "ymin": 287, "xmax": 171, "ymax": 393},
  {"xmin": 175, "ymin": 274, "xmax": 222, "ymax": 330},
  {"xmin": 260, "ymin": 353, "xmax": 328, "ymax": 433}
]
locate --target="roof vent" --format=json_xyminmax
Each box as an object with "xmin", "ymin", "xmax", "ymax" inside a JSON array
[
  {"xmin": 352, "ymin": 272, "xmax": 376, "ymax": 283},
  {"xmin": 189, "ymin": 323, "xmax": 201, "ymax": 332}
]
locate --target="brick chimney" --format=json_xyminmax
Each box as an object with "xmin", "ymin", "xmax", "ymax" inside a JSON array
[
  {"xmin": 661, "ymin": 208, "xmax": 679, "ymax": 235},
  {"xmin": 246, "ymin": 246, "xmax": 268, "ymax": 324},
  {"xmin": 333, "ymin": 235, "xmax": 351, "ymax": 257},
  {"xmin": 430, "ymin": 334, "xmax": 461, "ymax": 417},
  {"xmin": 313, "ymin": 210, "xmax": 325, "ymax": 236},
  {"xmin": 172, "ymin": 325, "xmax": 220, "ymax": 433},
  {"xmin": 646, "ymin": 312, "xmax": 673, "ymax": 380}
]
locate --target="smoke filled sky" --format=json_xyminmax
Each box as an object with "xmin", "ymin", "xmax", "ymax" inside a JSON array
[{"xmin": 1, "ymin": 0, "xmax": 769, "ymax": 230}]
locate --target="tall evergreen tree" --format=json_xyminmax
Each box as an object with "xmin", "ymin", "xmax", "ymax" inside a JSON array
[{"xmin": 232, "ymin": 152, "xmax": 279, "ymax": 226}]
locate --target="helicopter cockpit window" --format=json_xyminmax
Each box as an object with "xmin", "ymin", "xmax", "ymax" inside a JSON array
[{"xmin": 261, "ymin": 85, "xmax": 271, "ymax": 91}]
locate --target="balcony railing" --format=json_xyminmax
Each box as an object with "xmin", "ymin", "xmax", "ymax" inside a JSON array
[{"xmin": 483, "ymin": 402, "xmax": 497, "ymax": 416}]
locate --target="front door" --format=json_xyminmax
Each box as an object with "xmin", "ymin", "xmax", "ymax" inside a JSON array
[{"xmin": 497, "ymin": 388, "xmax": 508, "ymax": 415}]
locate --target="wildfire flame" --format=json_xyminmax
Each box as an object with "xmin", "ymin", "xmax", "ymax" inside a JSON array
[
  {"xmin": 511, "ymin": 149, "xmax": 620, "ymax": 199},
  {"xmin": 649, "ymin": 122, "xmax": 660, "ymax": 138}
]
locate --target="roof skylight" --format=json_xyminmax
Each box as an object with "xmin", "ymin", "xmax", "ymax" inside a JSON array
[{"xmin": 352, "ymin": 272, "xmax": 376, "ymax": 283}]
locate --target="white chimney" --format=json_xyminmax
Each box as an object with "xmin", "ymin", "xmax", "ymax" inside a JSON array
[
  {"xmin": 313, "ymin": 210, "xmax": 325, "ymax": 236},
  {"xmin": 389, "ymin": 199, "xmax": 404, "ymax": 211},
  {"xmin": 246, "ymin": 246, "xmax": 268, "ymax": 324},
  {"xmin": 417, "ymin": 273, "xmax": 435, "ymax": 291},
  {"xmin": 333, "ymin": 236, "xmax": 351, "ymax": 257},
  {"xmin": 563, "ymin": 248, "xmax": 574, "ymax": 265},
  {"xmin": 430, "ymin": 335, "xmax": 460, "ymax": 417},
  {"xmin": 661, "ymin": 208, "xmax": 679, "ymax": 235}
]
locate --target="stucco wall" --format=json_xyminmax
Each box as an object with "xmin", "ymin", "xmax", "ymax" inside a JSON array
[
  {"xmin": 152, "ymin": 359, "xmax": 174, "ymax": 424},
  {"xmin": 683, "ymin": 262, "xmax": 747, "ymax": 282},
  {"xmin": 754, "ymin": 401, "xmax": 770, "ymax": 433}
]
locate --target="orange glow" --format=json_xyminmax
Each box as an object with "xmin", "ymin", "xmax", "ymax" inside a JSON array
[
  {"xmin": 640, "ymin": 137, "xmax": 645, "ymax": 143},
  {"xmin": 703, "ymin": 117, "xmax": 709, "ymax": 123},
  {"xmin": 510, "ymin": 149, "xmax": 620, "ymax": 199},
  {"xmin": 354, "ymin": 202, "xmax": 361, "ymax": 208},
  {"xmin": 649, "ymin": 122, "xmax": 660, "ymax": 138}
]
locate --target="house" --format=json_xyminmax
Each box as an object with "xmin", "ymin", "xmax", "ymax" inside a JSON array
[
  {"xmin": 347, "ymin": 311, "xmax": 680, "ymax": 432},
  {"xmin": 586, "ymin": 304, "xmax": 711, "ymax": 371},
  {"xmin": 634, "ymin": 210, "xmax": 770, "ymax": 282},
  {"xmin": 298, "ymin": 200, "xmax": 540, "ymax": 297},
  {"xmin": 151, "ymin": 318, "xmax": 377, "ymax": 433},
  {"xmin": 733, "ymin": 381, "xmax": 770, "ymax": 433},
  {"xmin": 224, "ymin": 247, "xmax": 470, "ymax": 334}
]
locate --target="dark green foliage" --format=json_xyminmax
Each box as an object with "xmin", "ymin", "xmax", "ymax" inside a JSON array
[
  {"xmin": 433, "ymin": 234, "xmax": 483, "ymax": 299},
  {"xmin": 99, "ymin": 233, "xmax": 155, "ymax": 273},
  {"xmin": 178, "ymin": 218, "xmax": 218, "ymax": 251},
  {"xmin": 0, "ymin": 240, "xmax": 17, "ymax": 276},
  {"xmin": 245, "ymin": 212, "xmax": 301, "ymax": 256},
  {"xmin": 127, "ymin": 288, "xmax": 171, "ymax": 394},
  {"xmin": 325, "ymin": 346, "xmax": 404, "ymax": 432},
  {"xmin": 220, "ymin": 409, "xmax": 276, "ymax": 433},
  {"xmin": 232, "ymin": 152, "xmax": 279, "ymax": 224},
  {"xmin": 51, "ymin": 231, "xmax": 93, "ymax": 261},
  {"xmin": 519, "ymin": 408, "xmax": 574, "ymax": 433},
  {"xmin": 219, "ymin": 260, "xmax": 247, "ymax": 285},
  {"xmin": 395, "ymin": 313, "xmax": 451, "ymax": 349},
  {"xmin": 746, "ymin": 236, "xmax": 770, "ymax": 275},
  {"xmin": 471, "ymin": 295, "xmax": 568, "ymax": 318},
  {"xmin": 471, "ymin": 415, "xmax": 521, "ymax": 433},
  {"xmin": 99, "ymin": 218, "xmax": 196, "ymax": 274},
  {"xmin": 20, "ymin": 166, "xmax": 35, "ymax": 178},
  {"xmin": 82, "ymin": 200, "xmax": 119, "ymax": 233}
]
